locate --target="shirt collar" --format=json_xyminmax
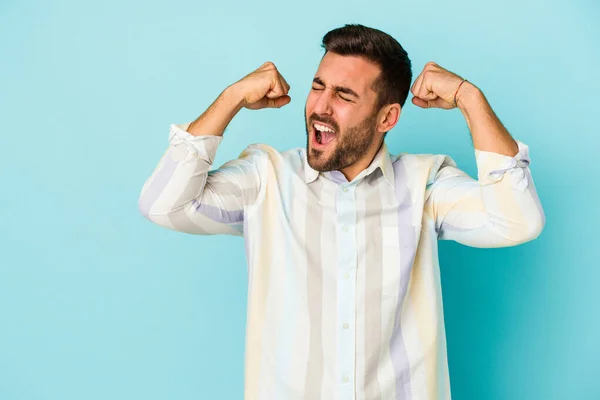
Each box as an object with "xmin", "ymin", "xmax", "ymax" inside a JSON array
[{"xmin": 303, "ymin": 141, "xmax": 395, "ymax": 187}]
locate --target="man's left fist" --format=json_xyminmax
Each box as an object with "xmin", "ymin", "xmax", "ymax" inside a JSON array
[{"xmin": 410, "ymin": 62, "xmax": 471, "ymax": 110}]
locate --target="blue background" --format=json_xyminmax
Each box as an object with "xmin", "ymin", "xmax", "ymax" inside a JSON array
[{"xmin": 1, "ymin": 0, "xmax": 598, "ymax": 398}]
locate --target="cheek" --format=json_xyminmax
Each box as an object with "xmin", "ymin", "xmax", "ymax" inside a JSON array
[
  {"xmin": 305, "ymin": 93, "xmax": 317, "ymax": 113},
  {"xmin": 336, "ymin": 109, "xmax": 357, "ymax": 131}
]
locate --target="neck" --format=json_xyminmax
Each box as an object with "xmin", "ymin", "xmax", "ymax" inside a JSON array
[{"xmin": 339, "ymin": 139, "xmax": 384, "ymax": 182}]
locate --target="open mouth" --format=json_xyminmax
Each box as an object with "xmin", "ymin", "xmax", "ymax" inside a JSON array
[{"xmin": 312, "ymin": 122, "xmax": 337, "ymax": 148}]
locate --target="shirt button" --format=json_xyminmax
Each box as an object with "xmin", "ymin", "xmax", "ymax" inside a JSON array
[
  {"xmin": 343, "ymin": 323, "xmax": 349, "ymax": 330},
  {"xmin": 344, "ymin": 272, "xmax": 350, "ymax": 279},
  {"xmin": 342, "ymin": 187, "xmax": 348, "ymax": 193},
  {"xmin": 342, "ymin": 226, "xmax": 349, "ymax": 233},
  {"xmin": 342, "ymin": 376, "xmax": 349, "ymax": 383}
]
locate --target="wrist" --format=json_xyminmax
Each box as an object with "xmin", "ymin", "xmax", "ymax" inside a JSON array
[
  {"xmin": 456, "ymin": 81, "xmax": 484, "ymax": 113},
  {"xmin": 223, "ymin": 83, "xmax": 247, "ymax": 112},
  {"xmin": 220, "ymin": 83, "xmax": 246, "ymax": 113}
]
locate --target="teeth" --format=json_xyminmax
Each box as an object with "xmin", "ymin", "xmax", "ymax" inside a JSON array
[{"xmin": 314, "ymin": 123, "xmax": 335, "ymax": 133}]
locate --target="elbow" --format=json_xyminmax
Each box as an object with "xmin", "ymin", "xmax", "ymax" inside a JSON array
[
  {"xmin": 137, "ymin": 197, "xmax": 180, "ymax": 231},
  {"xmin": 528, "ymin": 209, "xmax": 546, "ymax": 241},
  {"xmin": 138, "ymin": 197, "xmax": 176, "ymax": 225},
  {"xmin": 138, "ymin": 194, "xmax": 170, "ymax": 223},
  {"xmin": 535, "ymin": 208, "xmax": 546, "ymax": 235},
  {"xmin": 509, "ymin": 210, "xmax": 546, "ymax": 245},
  {"xmin": 138, "ymin": 195, "xmax": 153, "ymax": 220},
  {"xmin": 522, "ymin": 218, "xmax": 545, "ymax": 243}
]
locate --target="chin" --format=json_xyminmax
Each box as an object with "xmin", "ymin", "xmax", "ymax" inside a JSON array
[{"xmin": 307, "ymin": 148, "xmax": 333, "ymax": 172}]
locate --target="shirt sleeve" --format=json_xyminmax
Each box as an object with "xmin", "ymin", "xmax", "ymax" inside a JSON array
[
  {"xmin": 138, "ymin": 122, "xmax": 265, "ymax": 236},
  {"xmin": 424, "ymin": 140, "xmax": 545, "ymax": 248}
]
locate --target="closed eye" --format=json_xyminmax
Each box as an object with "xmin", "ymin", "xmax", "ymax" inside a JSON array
[{"xmin": 312, "ymin": 85, "xmax": 353, "ymax": 102}]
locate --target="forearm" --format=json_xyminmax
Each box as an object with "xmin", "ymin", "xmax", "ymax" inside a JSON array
[
  {"xmin": 456, "ymin": 83, "xmax": 519, "ymax": 157},
  {"xmin": 187, "ymin": 84, "xmax": 246, "ymax": 137}
]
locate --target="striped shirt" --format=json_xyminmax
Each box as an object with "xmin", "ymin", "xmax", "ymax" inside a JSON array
[{"xmin": 138, "ymin": 122, "xmax": 545, "ymax": 400}]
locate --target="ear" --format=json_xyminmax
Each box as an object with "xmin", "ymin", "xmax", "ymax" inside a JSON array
[{"xmin": 377, "ymin": 103, "xmax": 401, "ymax": 134}]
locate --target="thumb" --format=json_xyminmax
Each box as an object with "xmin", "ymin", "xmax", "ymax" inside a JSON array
[
  {"xmin": 411, "ymin": 96, "xmax": 448, "ymax": 109},
  {"xmin": 268, "ymin": 95, "xmax": 291, "ymax": 108},
  {"xmin": 411, "ymin": 96, "xmax": 431, "ymax": 108}
]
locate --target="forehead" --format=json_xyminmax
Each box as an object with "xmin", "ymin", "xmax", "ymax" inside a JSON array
[{"xmin": 314, "ymin": 52, "xmax": 380, "ymax": 98}]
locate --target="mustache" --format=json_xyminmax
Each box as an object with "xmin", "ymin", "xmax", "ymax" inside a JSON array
[{"xmin": 308, "ymin": 113, "xmax": 339, "ymax": 132}]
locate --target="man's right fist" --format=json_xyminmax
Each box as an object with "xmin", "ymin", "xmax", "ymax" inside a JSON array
[{"xmin": 232, "ymin": 61, "xmax": 291, "ymax": 110}]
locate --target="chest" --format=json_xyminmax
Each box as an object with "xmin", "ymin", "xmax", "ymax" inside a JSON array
[{"xmin": 263, "ymin": 174, "xmax": 421, "ymax": 253}]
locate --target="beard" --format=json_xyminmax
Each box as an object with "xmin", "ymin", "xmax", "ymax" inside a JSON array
[{"xmin": 305, "ymin": 109, "xmax": 378, "ymax": 173}]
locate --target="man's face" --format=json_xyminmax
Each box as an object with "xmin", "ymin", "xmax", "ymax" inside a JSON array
[{"xmin": 305, "ymin": 52, "xmax": 382, "ymax": 172}]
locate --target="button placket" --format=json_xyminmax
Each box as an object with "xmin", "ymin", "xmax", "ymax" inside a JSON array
[{"xmin": 336, "ymin": 184, "xmax": 357, "ymax": 398}]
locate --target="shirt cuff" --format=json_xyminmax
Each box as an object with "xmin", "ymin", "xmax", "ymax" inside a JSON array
[
  {"xmin": 168, "ymin": 122, "xmax": 223, "ymax": 163},
  {"xmin": 475, "ymin": 140, "xmax": 531, "ymax": 190}
]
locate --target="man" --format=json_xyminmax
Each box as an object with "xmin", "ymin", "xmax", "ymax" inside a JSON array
[{"xmin": 138, "ymin": 24, "xmax": 544, "ymax": 400}]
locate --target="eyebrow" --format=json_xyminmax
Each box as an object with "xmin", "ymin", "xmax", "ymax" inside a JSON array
[{"xmin": 313, "ymin": 77, "xmax": 360, "ymax": 99}]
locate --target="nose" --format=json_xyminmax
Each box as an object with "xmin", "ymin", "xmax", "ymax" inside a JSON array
[{"xmin": 313, "ymin": 89, "xmax": 333, "ymax": 116}]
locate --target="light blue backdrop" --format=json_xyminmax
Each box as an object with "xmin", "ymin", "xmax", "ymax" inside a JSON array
[{"xmin": 1, "ymin": 0, "xmax": 598, "ymax": 399}]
